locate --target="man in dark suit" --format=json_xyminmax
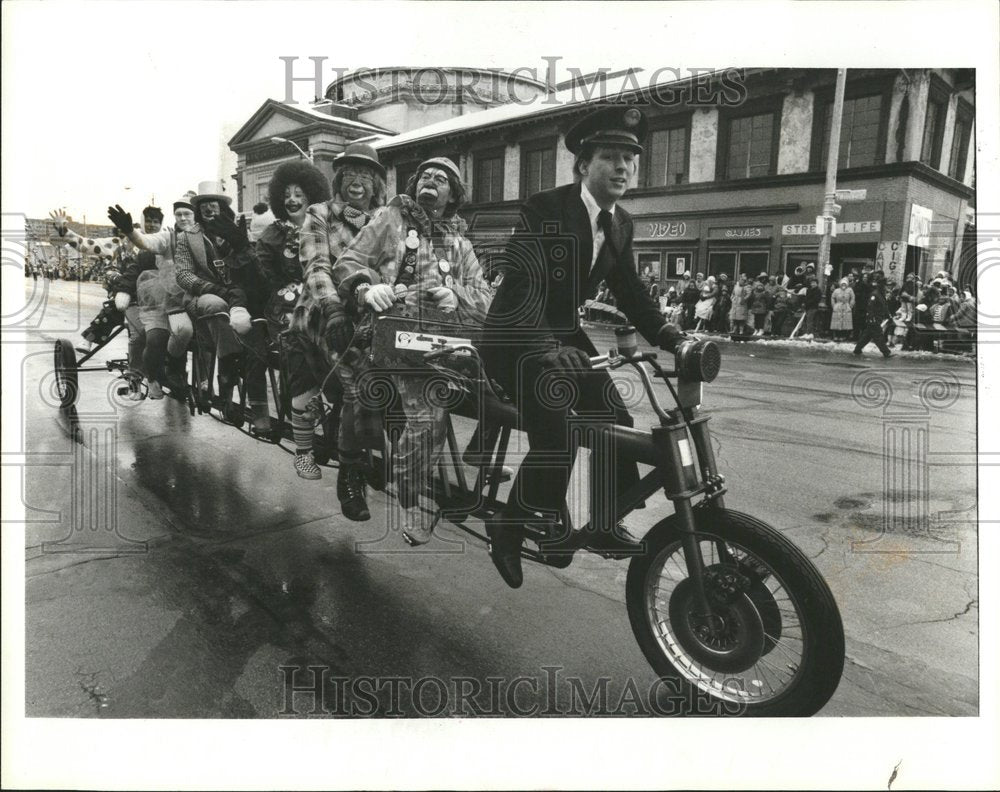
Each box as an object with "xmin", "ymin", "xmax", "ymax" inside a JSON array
[{"xmin": 479, "ymin": 106, "xmax": 685, "ymax": 588}]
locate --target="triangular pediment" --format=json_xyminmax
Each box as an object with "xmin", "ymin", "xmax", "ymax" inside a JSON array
[{"xmin": 228, "ymin": 99, "xmax": 390, "ymax": 148}]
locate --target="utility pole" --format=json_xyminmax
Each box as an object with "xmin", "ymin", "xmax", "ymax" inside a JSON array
[{"xmin": 816, "ymin": 68, "xmax": 847, "ymax": 294}]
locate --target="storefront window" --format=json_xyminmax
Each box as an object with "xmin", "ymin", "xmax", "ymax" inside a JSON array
[
  {"xmin": 784, "ymin": 250, "xmax": 818, "ymax": 278},
  {"xmin": 708, "ymin": 252, "xmax": 737, "ymax": 280},
  {"xmin": 636, "ymin": 252, "xmax": 660, "ymax": 279},
  {"xmin": 740, "ymin": 252, "xmax": 769, "ymax": 279},
  {"xmin": 666, "ymin": 252, "xmax": 693, "ymax": 279}
]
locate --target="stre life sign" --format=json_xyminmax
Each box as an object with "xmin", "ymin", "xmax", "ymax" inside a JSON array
[{"xmin": 782, "ymin": 221, "xmax": 882, "ymax": 236}]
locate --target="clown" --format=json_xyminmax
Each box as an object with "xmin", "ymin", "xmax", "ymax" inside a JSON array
[
  {"xmin": 174, "ymin": 181, "xmax": 264, "ymax": 420},
  {"xmin": 287, "ymin": 143, "xmax": 387, "ymax": 523},
  {"xmin": 254, "ymin": 160, "xmax": 331, "ymax": 334},
  {"xmin": 333, "ymin": 156, "xmax": 491, "ymax": 544}
]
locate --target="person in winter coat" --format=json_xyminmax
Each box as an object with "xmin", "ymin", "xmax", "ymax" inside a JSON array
[
  {"xmin": 829, "ymin": 278, "xmax": 855, "ymax": 341},
  {"xmin": 693, "ymin": 275, "xmax": 717, "ymax": 331},
  {"xmin": 729, "ymin": 272, "xmax": 750, "ymax": 335},
  {"xmin": 107, "ymin": 200, "xmax": 198, "ymax": 393},
  {"xmin": 853, "ymin": 273, "xmax": 892, "ymax": 358},
  {"xmin": 748, "ymin": 281, "xmax": 772, "ymax": 335},
  {"xmin": 290, "ymin": 145, "xmax": 385, "ymax": 522},
  {"xmin": 801, "ymin": 277, "xmax": 823, "ymax": 338},
  {"xmin": 174, "ymin": 182, "xmax": 260, "ymax": 412},
  {"xmin": 680, "ymin": 275, "xmax": 700, "ymax": 329},
  {"xmin": 891, "ymin": 290, "xmax": 914, "ymax": 348},
  {"xmin": 771, "ymin": 286, "xmax": 791, "ymax": 336},
  {"xmin": 333, "ymin": 157, "xmax": 491, "ymax": 545},
  {"xmin": 713, "ymin": 281, "xmax": 732, "ymax": 333}
]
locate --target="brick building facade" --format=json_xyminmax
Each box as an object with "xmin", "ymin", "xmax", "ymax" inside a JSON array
[{"xmin": 231, "ymin": 67, "xmax": 976, "ymax": 287}]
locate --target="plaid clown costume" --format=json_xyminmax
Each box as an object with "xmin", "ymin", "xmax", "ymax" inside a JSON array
[
  {"xmin": 333, "ymin": 193, "xmax": 491, "ymax": 510},
  {"xmin": 289, "ymin": 199, "xmax": 383, "ymax": 459}
]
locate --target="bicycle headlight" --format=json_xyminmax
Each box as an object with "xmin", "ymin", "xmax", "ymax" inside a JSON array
[{"xmin": 675, "ymin": 339, "xmax": 721, "ymax": 383}]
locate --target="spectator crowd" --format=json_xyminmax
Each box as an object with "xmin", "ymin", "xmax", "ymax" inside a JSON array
[{"xmin": 584, "ymin": 263, "xmax": 977, "ymax": 355}]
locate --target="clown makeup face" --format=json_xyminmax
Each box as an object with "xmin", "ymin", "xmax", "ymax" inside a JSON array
[
  {"xmin": 284, "ymin": 184, "xmax": 308, "ymax": 224},
  {"xmin": 174, "ymin": 207, "xmax": 195, "ymax": 232},
  {"xmin": 415, "ymin": 167, "xmax": 452, "ymax": 217},
  {"xmin": 339, "ymin": 167, "xmax": 375, "ymax": 211},
  {"xmin": 198, "ymin": 200, "xmax": 221, "ymax": 223}
]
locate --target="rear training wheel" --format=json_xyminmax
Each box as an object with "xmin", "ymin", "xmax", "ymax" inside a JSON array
[{"xmin": 54, "ymin": 339, "xmax": 79, "ymax": 408}]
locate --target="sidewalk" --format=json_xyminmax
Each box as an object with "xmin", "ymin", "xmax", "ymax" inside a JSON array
[{"xmin": 580, "ymin": 320, "xmax": 977, "ymax": 362}]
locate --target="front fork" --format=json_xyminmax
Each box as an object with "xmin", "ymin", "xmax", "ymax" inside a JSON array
[{"xmin": 652, "ymin": 412, "xmax": 727, "ymax": 616}]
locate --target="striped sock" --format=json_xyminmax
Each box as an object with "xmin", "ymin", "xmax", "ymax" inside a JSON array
[{"xmin": 290, "ymin": 406, "xmax": 314, "ymax": 453}]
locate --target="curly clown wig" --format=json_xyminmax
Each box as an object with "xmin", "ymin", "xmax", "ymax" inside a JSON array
[{"xmin": 268, "ymin": 161, "xmax": 332, "ymax": 221}]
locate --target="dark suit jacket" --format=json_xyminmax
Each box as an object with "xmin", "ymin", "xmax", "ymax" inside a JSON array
[{"xmin": 481, "ymin": 182, "xmax": 664, "ymax": 388}]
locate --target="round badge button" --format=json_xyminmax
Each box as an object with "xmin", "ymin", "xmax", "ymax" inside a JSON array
[
  {"xmin": 438, "ymin": 259, "xmax": 450, "ymax": 273},
  {"xmin": 444, "ymin": 274, "xmax": 454, "ymax": 288}
]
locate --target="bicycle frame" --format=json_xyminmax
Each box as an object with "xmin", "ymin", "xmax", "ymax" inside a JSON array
[{"xmin": 428, "ymin": 342, "xmax": 726, "ymax": 587}]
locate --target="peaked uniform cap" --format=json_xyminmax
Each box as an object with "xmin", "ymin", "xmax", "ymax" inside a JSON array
[{"xmin": 565, "ymin": 106, "xmax": 648, "ymax": 154}]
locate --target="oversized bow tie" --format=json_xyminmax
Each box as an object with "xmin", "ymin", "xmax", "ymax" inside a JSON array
[{"xmin": 342, "ymin": 205, "xmax": 370, "ymax": 231}]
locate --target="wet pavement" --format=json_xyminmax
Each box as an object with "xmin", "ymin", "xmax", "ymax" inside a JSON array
[{"xmin": 18, "ymin": 281, "xmax": 979, "ymax": 717}]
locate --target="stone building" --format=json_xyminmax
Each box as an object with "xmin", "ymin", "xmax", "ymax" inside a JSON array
[
  {"xmin": 229, "ymin": 67, "xmax": 548, "ymax": 212},
  {"xmin": 231, "ymin": 67, "xmax": 976, "ymax": 286}
]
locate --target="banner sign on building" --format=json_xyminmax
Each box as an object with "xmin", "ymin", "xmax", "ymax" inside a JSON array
[
  {"xmin": 708, "ymin": 226, "xmax": 770, "ymax": 240},
  {"xmin": 875, "ymin": 240, "xmax": 906, "ymax": 282},
  {"xmin": 908, "ymin": 204, "xmax": 933, "ymax": 247},
  {"xmin": 635, "ymin": 219, "xmax": 694, "ymax": 240},
  {"xmin": 782, "ymin": 221, "xmax": 882, "ymax": 236}
]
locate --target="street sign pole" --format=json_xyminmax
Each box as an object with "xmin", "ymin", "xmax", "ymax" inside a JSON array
[{"xmin": 817, "ymin": 68, "xmax": 847, "ymax": 293}]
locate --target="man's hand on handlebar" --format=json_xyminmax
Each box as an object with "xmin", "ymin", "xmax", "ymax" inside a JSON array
[
  {"xmin": 542, "ymin": 346, "xmax": 592, "ymax": 373},
  {"xmin": 657, "ymin": 323, "xmax": 688, "ymax": 353}
]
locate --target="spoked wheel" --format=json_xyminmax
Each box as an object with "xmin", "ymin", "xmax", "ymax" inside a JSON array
[
  {"xmin": 54, "ymin": 339, "xmax": 79, "ymax": 408},
  {"xmin": 626, "ymin": 508, "xmax": 844, "ymax": 717}
]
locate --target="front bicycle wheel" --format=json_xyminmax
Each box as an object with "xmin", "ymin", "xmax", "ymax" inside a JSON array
[{"xmin": 626, "ymin": 507, "xmax": 844, "ymax": 716}]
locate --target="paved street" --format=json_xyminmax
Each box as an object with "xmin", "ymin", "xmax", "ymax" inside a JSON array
[{"xmin": 18, "ymin": 280, "xmax": 978, "ymax": 717}]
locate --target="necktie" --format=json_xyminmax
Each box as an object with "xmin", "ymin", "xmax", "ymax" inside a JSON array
[
  {"xmin": 598, "ymin": 209, "xmax": 614, "ymax": 241},
  {"xmin": 592, "ymin": 209, "xmax": 615, "ymax": 274}
]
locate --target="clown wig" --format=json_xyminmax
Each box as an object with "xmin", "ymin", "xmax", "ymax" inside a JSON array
[{"xmin": 268, "ymin": 161, "xmax": 332, "ymax": 221}]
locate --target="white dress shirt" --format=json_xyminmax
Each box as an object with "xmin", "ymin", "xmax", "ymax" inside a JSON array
[{"xmin": 580, "ymin": 182, "xmax": 616, "ymax": 272}]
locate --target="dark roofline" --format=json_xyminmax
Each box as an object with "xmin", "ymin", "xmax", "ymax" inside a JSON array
[
  {"xmin": 374, "ymin": 67, "xmax": 777, "ymax": 157},
  {"xmin": 227, "ymin": 98, "xmax": 393, "ymax": 148}
]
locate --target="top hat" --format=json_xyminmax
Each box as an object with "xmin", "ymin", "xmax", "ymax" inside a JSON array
[
  {"xmin": 565, "ymin": 106, "xmax": 647, "ymax": 155},
  {"xmin": 333, "ymin": 142, "xmax": 386, "ymax": 179},
  {"xmin": 191, "ymin": 180, "xmax": 231, "ymax": 207}
]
